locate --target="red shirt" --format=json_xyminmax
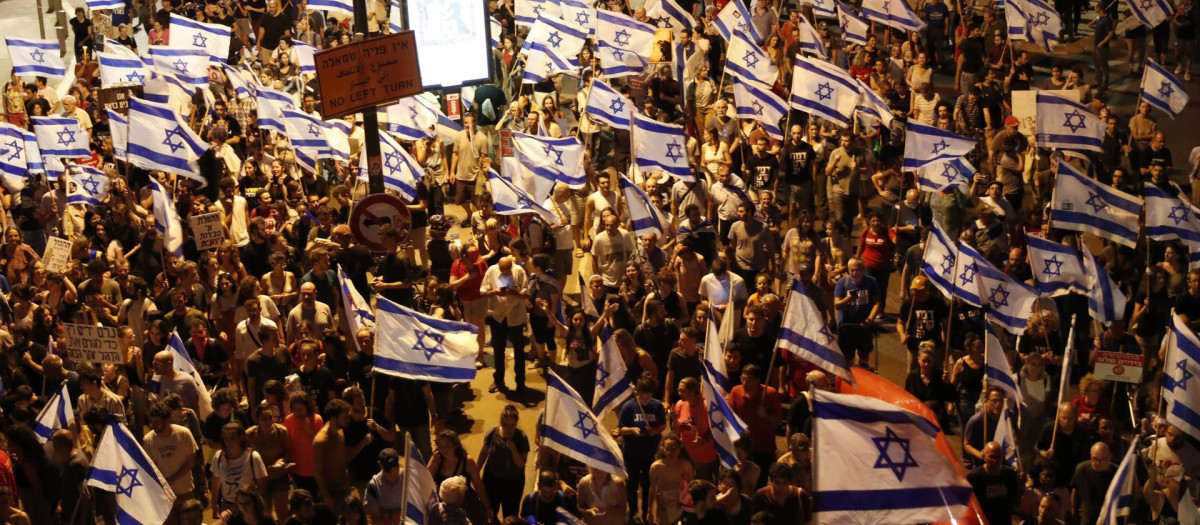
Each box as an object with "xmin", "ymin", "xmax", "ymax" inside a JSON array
[
  {"xmin": 727, "ymin": 384, "xmax": 782, "ymax": 454},
  {"xmin": 857, "ymin": 229, "xmax": 894, "ymax": 271},
  {"xmin": 451, "ymin": 258, "xmax": 488, "ymax": 301},
  {"xmin": 674, "ymin": 399, "xmax": 718, "ymax": 464}
]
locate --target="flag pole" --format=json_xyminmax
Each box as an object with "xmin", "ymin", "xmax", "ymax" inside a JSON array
[
  {"xmin": 943, "ymin": 246, "xmax": 963, "ymax": 373},
  {"xmin": 400, "ymin": 432, "xmax": 411, "ymax": 524},
  {"xmin": 369, "ymin": 374, "xmax": 376, "ymax": 419}
]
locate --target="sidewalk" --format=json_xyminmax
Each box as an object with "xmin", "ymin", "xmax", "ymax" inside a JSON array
[{"xmin": 0, "ymin": 0, "xmax": 80, "ymax": 95}]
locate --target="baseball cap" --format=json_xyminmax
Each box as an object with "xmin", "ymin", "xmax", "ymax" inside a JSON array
[
  {"xmin": 378, "ymin": 448, "xmax": 400, "ymax": 469},
  {"xmin": 910, "ymin": 275, "xmax": 930, "ymax": 290},
  {"xmin": 1004, "ymin": 116, "xmax": 1020, "ymax": 127}
]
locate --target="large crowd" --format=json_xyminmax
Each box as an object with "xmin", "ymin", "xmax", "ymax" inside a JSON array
[{"xmin": 0, "ymin": 0, "xmax": 1198, "ymax": 523}]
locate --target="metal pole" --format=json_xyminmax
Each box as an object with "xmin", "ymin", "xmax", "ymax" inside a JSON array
[
  {"xmin": 353, "ymin": 0, "xmax": 385, "ymax": 195},
  {"xmin": 36, "ymin": 0, "xmax": 46, "ymax": 39}
]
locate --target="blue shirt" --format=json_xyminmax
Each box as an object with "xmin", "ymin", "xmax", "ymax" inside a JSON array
[
  {"xmin": 617, "ymin": 397, "xmax": 666, "ymax": 461},
  {"xmin": 834, "ymin": 275, "xmax": 880, "ymax": 325}
]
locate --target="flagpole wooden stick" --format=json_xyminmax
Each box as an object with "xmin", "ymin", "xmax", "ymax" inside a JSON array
[
  {"xmin": 943, "ymin": 249, "xmax": 963, "ymax": 373},
  {"xmin": 399, "ymin": 432, "xmax": 411, "ymax": 524},
  {"xmin": 369, "ymin": 374, "xmax": 376, "ymax": 419}
]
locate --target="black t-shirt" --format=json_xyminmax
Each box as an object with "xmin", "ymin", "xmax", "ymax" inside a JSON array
[
  {"xmin": 259, "ymin": 12, "xmax": 291, "ymax": 49},
  {"xmin": 666, "ymin": 348, "xmax": 703, "ymax": 394},
  {"xmin": 480, "ymin": 427, "xmax": 530, "ymax": 480},
  {"xmin": 389, "ymin": 377, "xmax": 430, "ymax": 427},
  {"xmin": 379, "ymin": 252, "xmax": 419, "ymax": 307},
  {"xmin": 744, "ymin": 152, "xmax": 779, "ymax": 191},
  {"xmin": 899, "ymin": 295, "xmax": 948, "ymax": 344},
  {"xmin": 301, "ymin": 175, "xmax": 329, "ymax": 201},
  {"xmin": 70, "ymin": 18, "xmax": 93, "ymax": 45},
  {"xmin": 345, "ymin": 415, "xmax": 393, "ymax": 482},
  {"xmin": 297, "ymin": 366, "xmax": 337, "ymax": 413},
  {"xmin": 960, "ymin": 36, "xmax": 985, "ymax": 75},
  {"xmin": 246, "ymin": 349, "xmax": 292, "ymax": 395},
  {"xmin": 732, "ymin": 328, "xmax": 776, "ymax": 373},
  {"xmin": 782, "ymin": 140, "xmax": 815, "ymax": 185},
  {"xmin": 334, "ymin": 245, "xmax": 375, "ymax": 303},
  {"xmin": 634, "ymin": 321, "xmax": 680, "ymax": 385},
  {"xmin": 967, "ymin": 466, "xmax": 1020, "ymax": 525},
  {"xmin": 241, "ymin": 240, "xmax": 273, "ymax": 280},
  {"xmin": 1176, "ymin": 293, "xmax": 1200, "ymax": 323}
]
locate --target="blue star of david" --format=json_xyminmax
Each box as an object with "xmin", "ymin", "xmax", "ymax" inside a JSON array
[
  {"xmin": 609, "ymin": 98, "xmax": 626, "ymax": 114},
  {"xmin": 815, "ymin": 82, "xmax": 834, "ymax": 101},
  {"xmin": 1062, "ymin": 109, "xmax": 1087, "ymax": 133},
  {"xmin": 1140, "ymin": 0, "xmax": 1153, "ymax": 9},
  {"xmin": 125, "ymin": 70, "xmax": 146, "ymax": 83},
  {"xmin": 614, "ymin": 29, "xmax": 631, "ymax": 47},
  {"xmin": 3, "ymin": 140, "xmax": 22, "ymax": 162},
  {"xmin": 172, "ymin": 59, "xmax": 189, "ymax": 72},
  {"xmin": 611, "ymin": 48, "xmax": 626, "ymax": 60},
  {"xmin": 872, "ymin": 427, "xmax": 919, "ymax": 481},
  {"xmin": 595, "ymin": 361, "xmax": 611, "ymax": 388},
  {"xmin": 531, "ymin": 4, "xmax": 544, "ymax": 17},
  {"xmin": 1167, "ymin": 359, "xmax": 1195, "ymax": 392},
  {"xmin": 543, "ymin": 143, "xmax": 565, "ymax": 166},
  {"xmin": 989, "ymin": 285, "xmax": 1011, "ymax": 308},
  {"xmin": 931, "ymin": 140, "xmax": 949, "ymax": 155},
  {"xmin": 408, "ymin": 106, "xmax": 419, "ymax": 120},
  {"xmin": 942, "ymin": 162, "xmax": 960, "ymax": 180},
  {"xmin": 939, "ymin": 253, "xmax": 955, "ymax": 275},
  {"xmin": 665, "ymin": 141, "xmax": 683, "ymax": 163},
  {"xmin": 743, "ymin": 49, "xmax": 760, "ymax": 68},
  {"xmin": 307, "ymin": 123, "xmax": 322, "ymax": 137},
  {"xmin": 655, "ymin": 16, "xmax": 672, "ymax": 27},
  {"xmin": 114, "ymin": 466, "xmax": 143, "ymax": 497},
  {"xmin": 192, "ymin": 33, "xmax": 208, "ymax": 48},
  {"xmin": 1032, "ymin": 12, "xmax": 1050, "ymax": 27},
  {"xmin": 162, "ymin": 127, "xmax": 186, "ymax": 154},
  {"xmin": 1085, "ymin": 192, "xmax": 1107, "ymax": 213},
  {"xmin": 55, "ymin": 129, "xmax": 76, "ymax": 147},
  {"xmin": 708, "ymin": 401, "xmax": 726, "ymax": 433},
  {"xmin": 80, "ymin": 176, "xmax": 101, "ymax": 195},
  {"xmin": 574, "ymin": 411, "xmax": 599, "ymax": 439},
  {"xmin": 959, "ymin": 263, "xmax": 978, "ymax": 285},
  {"xmin": 29, "ymin": 49, "xmax": 45, "ymax": 63},
  {"xmin": 750, "ymin": 100, "xmax": 764, "ymax": 116},
  {"xmin": 1160, "ymin": 80, "xmax": 1175, "ymax": 98},
  {"xmin": 548, "ymin": 31, "xmax": 563, "ymax": 48},
  {"xmin": 414, "ymin": 330, "xmax": 445, "ymax": 360},
  {"xmin": 384, "ymin": 151, "xmax": 404, "ymax": 174},
  {"xmin": 1170, "ymin": 203, "xmax": 1191, "ymax": 225},
  {"xmin": 816, "ymin": 325, "xmax": 834, "ymax": 342},
  {"xmin": 1042, "ymin": 255, "xmax": 1064, "ymax": 277},
  {"xmin": 882, "ymin": 0, "xmax": 891, "ymax": 12},
  {"xmin": 575, "ymin": 12, "xmax": 590, "ymax": 26}
]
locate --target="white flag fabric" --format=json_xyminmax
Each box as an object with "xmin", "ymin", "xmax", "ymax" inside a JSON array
[
  {"xmin": 103, "ymin": 38, "xmax": 138, "ymax": 56},
  {"xmin": 147, "ymin": 46, "xmax": 210, "ymax": 87},
  {"xmin": 154, "ymin": 329, "xmax": 214, "ymax": 418},
  {"xmin": 790, "ymin": 55, "xmax": 860, "ymax": 128},
  {"xmin": 1165, "ymin": 313, "xmax": 1200, "ymax": 440},
  {"xmin": 1025, "ymin": 235, "xmax": 1089, "ymax": 297},
  {"xmin": 1035, "ymin": 92, "xmax": 1104, "ymax": 152},
  {"xmin": 733, "ymin": 78, "xmax": 788, "ymax": 140},
  {"xmin": 1056, "ymin": 316, "xmax": 1077, "ymax": 409},
  {"xmin": 404, "ymin": 437, "xmax": 439, "ymax": 523},
  {"xmin": 543, "ymin": 370, "xmax": 627, "ymax": 477},
  {"xmin": 383, "ymin": 97, "xmax": 438, "ymax": 140},
  {"xmin": 293, "ymin": 41, "xmax": 317, "ymax": 74},
  {"xmin": 283, "ymin": 109, "xmax": 330, "ymax": 162},
  {"xmin": 1127, "ymin": 0, "xmax": 1172, "ymax": 28},
  {"xmin": 98, "ymin": 52, "xmax": 150, "ymax": 87},
  {"xmin": 643, "ymin": 0, "xmax": 696, "ymax": 31},
  {"xmin": 632, "ymin": 112, "xmax": 693, "ymax": 181},
  {"xmin": 307, "ymin": 0, "xmax": 353, "ymax": 17},
  {"xmin": 1006, "ymin": 0, "xmax": 1032, "ymax": 43},
  {"xmin": 975, "ymin": 258, "xmax": 1039, "ymax": 334},
  {"xmin": 526, "ymin": 13, "xmax": 588, "ymax": 62},
  {"xmin": 837, "ymin": 2, "xmax": 870, "ymax": 46},
  {"xmin": 994, "ymin": 406, "xmax": 1022, "ymax": 471},
  {"xmin": 1096, "ymin": 436, "xmax": 1140, "ymax": 525},
  {"xmin": 1146, "ymin": 184, "xmax": 1200, "ymax": 244},
  {"xmin": 620, "ymin": 175, "xmax": 667, "ymax": 238},
  {"xmin": 5, "ymin": 38, "xmax": 66, "ymax": 77},
  {"xmin": 596, "ymin": 10, "xmax": 656, "ymax": 56},
  {"xmin": 487, "ymin": 169, "xmax": 563, "ymax": 226},
  {"xmin": 128, "ymin": 98, "xmax": 208, "ymax": 185},
  {"xmin": 902, "ymin": 119, "xmax": 977, "ymax": 170},
  {"xmin": 1083, "ymin": 249, "xmax": 1127, "ymax": 324},
  {"xmin": 337, "ymin": 265, "xmax": 375, "ymax": 353},
  {"xmin": 812, "ymin": 389, "xmax": 972, "ymax": 524},
  {"xmin": 1013, "ymin": 0, "xmax": 1061, "ymax": 52},
  {"xmin": 0, "ymin": 123, "xmax": 35, "ymax": 192},
  {"xmin": 33, "ymin": 116, "xmax": 90, "ymax": 158},
  {"xmin": 86, "ymin": 420, "xmax": 176, "ymax": 525},
  {"xmin": 712, "ymin": 0, "xmax": 761, "ymax": 42},
  {"xmin": 389, "ymin": 0, "xmax": 403, "ymax": 32},
  {"xmin": 593, "ymin": 328, "xmax": 634, "ymax": 418},
  {"xmin": 702, "ymin": 366, "xmax": 748, "ymax": 468},
  {"xmin": 585, "ymin": 79, "xmax": 634, "ymax": 129},
  {"xmin": 1141, "ymin": 59, "xmax": 1189, "ymax": 118},
  {"xmin": 703, "ymin": 310, "xmax": 729, "ymax": 390},
  {"xmin": 861, "ymin": 0, "xmax": 926, "ymax": 31},
  {"xmin": 88, "ymin": 0, "xmax": 125, "ymax": 9},
  {"xmin": 512, "ymin": 131, "xmax": 586, "ymax": 196},
  {"xmin": 374, "ymin": 296, "xmax": 478, "ymax": 383},
  {"xmin": 515, "ymin": 0, "xmax": 560, "ymax": 26},
  {"xmin": 776, "ymin": 278, "xmax": 856, "ymax": 386},
  {"xmin": 809, "ymin": 0, "xmax": 837, "ymax": 16},
  {"xmin": 255, "ymin": 87, "xmax": 296, "ymax": 134},
  {"xmin": 169, "ymin": 14, "xmax": 231, "ymax": 63},
  {"xmin": 359, "ymin": 131, "xmax": 423, "ymax": 202},
  {"xmin": 33, "ymin": 381, "xmax": 73, "ymax": 442},
  {"xmin": 920, "ymin": 221, "xmax": 979, "ymax": 306},
  {"xmin": 984, "ymin": 324, "xmax": 1023, "ymax": 405},
  {"xmin": 322, "ymin": 119, "xmax": 351, "ymax": 163},
  {"xmin": 66, "ymin": 164, "xmax": 110, "ymax": 207},
  {"xmin": 794, "ymin": 15, "xmax": 828, "ymax": 59},
  {"xmin": 596, "ymin": 43, "xmax": 649, "ymax": 79},
  {"xmin": 1050, "ymin": 161, "xmax": 1142, "ymax": 248},
  {"xmin": 150, "ymin": 180, "xmax": 185, "ymax": 258},
  {"xmin": 724, "ymin": 29, "xmax": 779, "ymax": 86},
  {"xmin": 854, "ymin": 78, "xmax": 894, "ymax": 130},
  {"xmin": 915, "ymin": 156, "xmax": 973, "ymax": 193},
  {"xmin": 559, "ymin": 0, "xmax": 596, "ymax": 35},
  {"xmin": 224, "ymin": 63, "xmax": 259, "ymax": 98}
]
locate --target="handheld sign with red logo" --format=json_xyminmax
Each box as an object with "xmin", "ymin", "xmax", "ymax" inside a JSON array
[{"xmin": 1093, "ymin": 351, "xmax": 1144, "ymax": 383}]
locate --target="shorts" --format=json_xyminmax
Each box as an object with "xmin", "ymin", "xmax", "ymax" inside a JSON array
[
  {"xmin": 1177, "ymin": 38, "xmax": 1196, "ymax": 54},
  {"xmin": 462, "ymin": 297, "xmax": 488, "ymax": 321},
  {"xmin": 454, "ymin": 179, "xmax": 476, "ymax": 205},
  {"xmin": 553, "ymin": 249, "xmax": 573, "ymax": 278}
]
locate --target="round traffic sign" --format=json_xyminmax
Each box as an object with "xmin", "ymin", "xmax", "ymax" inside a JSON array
[{"xmin": 349, "ymin": 193, "xmax": 411, "ymax": 252}]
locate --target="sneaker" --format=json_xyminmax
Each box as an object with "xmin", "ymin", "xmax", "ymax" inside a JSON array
[
  {"xmin": 1177, "ymin": 64, "xmax": 1184, "ymax": 74},
  {"xmin": 488, "ymin": 383, "xmax": 503, "ymax": 394},
  {"xmin": 459, "ymin": 216, "xmax": 471, "ymax": 228}
]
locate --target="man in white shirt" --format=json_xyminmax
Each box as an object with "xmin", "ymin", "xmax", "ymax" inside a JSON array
[
  {"xmin": 217, "ymin": 178, "xmax": 250, "ymax": 246},
  {"xmin": 480, "ymin": 256, "xmax": 529, "ymax": 394},
  {"xmin": 60, "ymin": 95, "xmax": 91, "ymax": 132},
  {"xmin": 591, "ymin": 213, "xmax": 636, "ymax": 295}
]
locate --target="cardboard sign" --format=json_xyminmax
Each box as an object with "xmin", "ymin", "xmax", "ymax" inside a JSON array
[
  {"xmin": 1093, "ymin": 351, "xmax": 1144, "ymax": 383},
  {"xmin": 63, "ymin": 323, "xmax": 125, "ymax": 364},
  {"xmin": 1011, "ymin": 89, "xmax": 1082, "ymax": 138},
  {"xmin": 42, "ymin": 236, "xmax": 73, "ymax": 274},
  {"xmin": 189, "ymin": 211, "xmax": 225, "ymax": 251},
  {"xmin": 314, "ymin": 31, "xmax": 423, "ymax": 120},
  {"xmin": 96, "ymin": 85, "xmax": 144, "ymax": 116}
]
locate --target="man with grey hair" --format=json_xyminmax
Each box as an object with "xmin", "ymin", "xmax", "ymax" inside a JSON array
[
  {"xmin": 833, "ymin": 258, "xmax": 881, "ymax": 367},
  {"xmin": 60, "ymin": 95, "xmax": 91, "ymax": 132}
]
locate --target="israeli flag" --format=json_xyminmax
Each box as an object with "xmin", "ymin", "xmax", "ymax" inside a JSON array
[
  {"xmin": 596, "ymin": 43, "xmax": 649, "ymax": 79},
  {"xmin": 147, "ymin": 46, "xmax": 210, "ymax": 87},
  {"xmin": 1026, "ymin": 0, "xmax": 1062, "ymax": 51},
  {"xmin": 224, "ymin": 64, "xmax": 259, "ymax": 98},
  {"xmin": 487, "ymin": 169, "xmax": 563, "ymax": 226},
  {"xmin": 585, "ymin": 79, "xmax": 634, "ymax": 129},
  {"xmin": 776, "ymin": 278, "xmax": 857, "ymax": 386},
  {"xmin": 323, "ymin": 119, "xmax": 351, "ymax": 163},
  {"xmin": 88, "ymin": 0, "xmax": 125, "ymax": 9},
  {"xmin": 1164, "ymin": 313, "xmax": 1200, "ymax": 439},
  {"xmin": 512, "ymin": 131, "xmax": 585, "ymax": 197},
  {"xmin": 169, "ymin": 13, "xmax": 231, "ymax": 64},
  {"xmin": 862, "ymin": 0, "xmax": 926, "ymax": 32},
  {"xmin": 620, "ymin": 176, "xmax": 667, "ymax": 237},
  {"xmin": 33, "ymin": 116, "xmax": 90, "ymax": 158},
  {"xmin": 704, "ymin": 309, "xmax": 729, "ymax": 391},
  {"xmin": 1146, "ymin": 184, "xmax": 1200, "ymax": 244},
  {"xmin": 383, "ymin": 97, "xmax": 437, "ymax": 140},
  {"xmin": 150, "ymin": 180, "xmax": 185, "ymax": 257},
  {"xmin": 529, "ymin": 12, "xmax": 589, "ymax": 60},
  {"xmin": 1141, "ymin": 59, "xmax": 1189, "ymax": 118},
  {"xmin": 542, "ymin": 370, "xmax": 627, "ymax": 478},
  {"xmin": 151, "ymin": 329, "xmax": 214, "ymax": 418},
  {"xmin": 559, "ymin": 0, "xmax": 596, "ymax": 35},
  {"xmin": 1083, "ymin": 249, "xmax": 1127, "ymax": 324},
  {"xmin": 809, "ymin": 0, "xmax": 838, "ymax": 17},
  {"xmin": 556, "ymin": 508, "xmax": 588, "ymax": 525},
  {"xmin": 515, "ymin": 0, "xmax": 559, "ymax": 27},
  {"xmin": 33, "ymin": 380, "xmax": 73, "ymax": 442},
  {"xmin": 923, "ymin": 228, "xmax": 984, "ymax": 307},
  {"xmin": 644, "ymin": 0, "xmax": 695, "ymax": 31},
  {"xmin": 0, "ymin": 123, "xmax": 37, "ymax": 191},
  {"xmin": 837, "ymin": 2, "xmax": 870, "ymax": 46},
  {"xmin": 1036, "ymin": 92, "xmax": 1103, "ymax": 152},
  {"xmin": 390, "ymin": 0, "xmax": 403, "ymax": 32},
  {"xmin": 701, "ymin": 366, "xmax": 748, "ymax": 468},
  {"xmin": 1095, "ymin": 435, "xmax": 1140, "ymax": 525},
  {"xmin": 86, "ymin": 419, "xmax": 177, "ymax": 525},
  {"xmin": 795, "ymin": 15, "xmax": 828, "ymax": 59},
  {"xmin": 103, "ymin": 37, "xmax": 138, "ymax": 56},
  {"xmin": 915, "ymin": 156, "xmax": 973, "ymax": 193},
  {"xmin": 357, "ymin": 131, "xmax": 421, "ymax": 202},
  {"xmin": 128, "ymin": 98, "xmax": 208, "ymax": 185},
  {"xmin": 593, "ymin": 328, "xmax": 634, "ymax": 418},
  {"xmin": 1126, "ymin": 0, "xmax": 1172, "ymax": 28},
  {"xmin": 4, "ymin": 38, "xmax": 66, "ymax": 77},
  {"xmin": 337, "ymin": 264, "xmax": 374, "ymax": 352},
  {"xmin": 993, "ymin": 405, "xmax": 1022, "ymax": 470},
  {"xmin": 725, "ymin": 29, "xmax": 779, "ymax": 86},
  {"xmin": 283, "ymin": 109, "xmax": 330, "ymax": 158},
  {"xmin": 902, "ymin": 119, "xmax": 977, "ymax": 170},
  {"xmin": 523, "ymin": 42, "xmax": 576, "ymax": 84},
  {"xmin": 975, "ymin": 259, "xmax": 1039, "ymax": 334},
  {"xmin": 404, "ymin": 437, "xmax": 439, "ymax": 523},
  {"xmin": 308, "ymin": 0, "xmax": 353, "ymax": 17},
  {"xmin": 293, "ymin": 41, "xmax": 317, "ymax": 75},
  {"xmin": 43, "ymin": 156, "xmax": 63, "ymax": 183},
  {"xmin": 733, "ymin": 78, "xmax": 788, "ymax": 140},
  {"xmin": 596, "ymin": 10, "xmax": 657, "ymax": 55},
  {"xmin": 1050, "ymin": 160, "xmax": 1142, "ymax": 248},
  {"xmin": 713, "ymin": 0, "xmax": 761, "ymax": 42},
  {"xmin": 813, "ymin": 389, "xmax": 972, "ymax": 524},
  {"xmin": 1025, "ymin": 235, "xmax": 1089, "ymax": 297},
  {"xmin": 984, "ymin": 324, "xmax": 1023, "ymax": 405},
  {"xmin": 790, "ymin": 55, "xmax": 860, "ymax": 128},
  {"xmin": 1005, "ymin": 0, "xmax": 1032, "ymax": 43},
  {"xmin": 633, "ymin": 112, "xmax": 693, "ymax": 181},
  {"xmin": 66, "ymin": 164, "xmax": 110, "ymax": 207},
  {"xmin": 256, "ymin": 87, "xmax": 296, "ymax": 134},
  {"xmin": 374, "ymin": 296, "xmax": 478, "ymax": 383},
  {"xmin": 854, "ymin": 78, "xmax": 894, "ymax": 130},
  {"xmin": 98, "ymin": 52, "xmax": 149, "ymax": 87}
]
